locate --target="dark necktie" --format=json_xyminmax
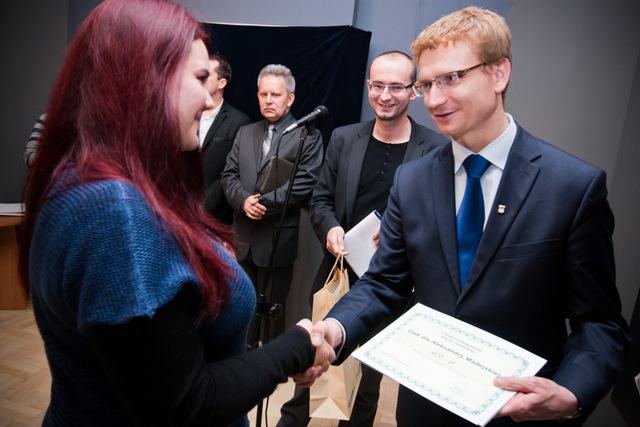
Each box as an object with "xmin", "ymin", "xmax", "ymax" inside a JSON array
[{"xmin": 457, "ymin": 154, "xmax": 491, "ymax": 288}]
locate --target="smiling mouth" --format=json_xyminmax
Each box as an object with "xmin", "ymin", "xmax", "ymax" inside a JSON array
[{"xmin": 432, "ymin": 109, "xmax": 456, "ymax": 119}]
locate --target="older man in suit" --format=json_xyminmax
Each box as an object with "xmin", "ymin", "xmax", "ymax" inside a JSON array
[
  {"xmin": 200, "ymin": 53, "xmax": 250, "ymax": 225},
  {"xmin": 311, "ymin": 7, "xmax": 630, "ymax": 427},
  {"xmin": 279, "ymin": 51, "xmax": 446, "ymax": 427},
  {"xmin": 222, "ymin": 64, "xmax": 323, "ymax": 343}
]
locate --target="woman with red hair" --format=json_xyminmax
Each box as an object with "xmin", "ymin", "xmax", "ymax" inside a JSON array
[{"xmin": 18, "ymin": 1, "xmax": 331, "ymax": 425}]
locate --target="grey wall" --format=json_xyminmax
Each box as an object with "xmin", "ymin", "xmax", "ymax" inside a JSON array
[
  {"xmin": 175, "ymin": 0, "xmax": 355, "ymax": 26},
  {"xmin": 0, "ymin": 0, "xmax": 69, "ymax": 202},
  {"xmin": 2, "ymin": 1, "xmax": 639, "ymax": 425}
]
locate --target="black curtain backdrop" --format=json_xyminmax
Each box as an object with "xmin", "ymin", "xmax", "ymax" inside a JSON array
[{"xmin": 202, "ymin": 24, "xmax": 372, "ymax": 145}]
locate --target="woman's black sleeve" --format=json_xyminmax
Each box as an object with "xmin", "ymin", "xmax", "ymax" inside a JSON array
[{"xmin": 87, "ymin": 286, "xmax": 315, "ymax": 426}]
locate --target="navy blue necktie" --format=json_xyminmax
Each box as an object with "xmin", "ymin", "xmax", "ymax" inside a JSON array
[{"xmin": 457, "ymin": 154, "xmax": 491, "ymax": 288}]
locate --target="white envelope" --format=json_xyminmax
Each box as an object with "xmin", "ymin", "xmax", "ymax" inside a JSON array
[{"xmin": 343, "ymin": 210, "xmax": 380, "ymax": 277}]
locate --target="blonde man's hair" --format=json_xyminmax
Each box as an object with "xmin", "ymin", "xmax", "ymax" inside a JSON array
[{"xmin": 411, "ymin": 7, "xmax": 512, "ymax": 100}]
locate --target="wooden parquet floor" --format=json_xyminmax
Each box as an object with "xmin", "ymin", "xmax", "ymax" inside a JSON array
[
  {"xmin": 0, "ymin": 308, "xmax": 397, "ymax": 427},
  {"xmin": 0, "ymin": 308, "xmax": 50, "ymax": 426},
  {"xmin": 249, "ymin": 375, "xmax": 398, "ymax": 427}
]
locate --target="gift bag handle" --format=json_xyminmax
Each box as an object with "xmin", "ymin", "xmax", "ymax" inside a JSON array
[{"xmin": 323, "ymin": 251, "xmax": 345, "ymax": 290}]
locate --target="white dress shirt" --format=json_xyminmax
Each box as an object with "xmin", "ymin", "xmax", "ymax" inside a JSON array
[
  {"xmin": 452, "ymin": 113, "xmax": 517, "ymax": 228},
  {"xmin": 199, "ymin": 100, "xmax": 223, "ymax": 148}
]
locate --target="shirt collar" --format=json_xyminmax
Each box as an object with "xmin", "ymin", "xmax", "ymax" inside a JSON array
[
  {"xmin": 265, "ymin": 111, "xmax": 294, "ymax": 134},
  {"xmin": 202, "ymin": 99, "xmax": 224, "ymax": 121},
  {"xmin": 452, "ymin": 113, "xmax": 517, "ymax": 174}
]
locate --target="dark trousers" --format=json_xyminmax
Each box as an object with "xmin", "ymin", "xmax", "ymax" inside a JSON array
[{"xmin": 241, "ymin": 251, "xmax": 294, "ymax": 345}]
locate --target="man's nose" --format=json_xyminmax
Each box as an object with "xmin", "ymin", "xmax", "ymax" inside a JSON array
[
  {"xmin": 379, "ymin": 86, "xmax": 392, "ymax": 100},
  {"xmin": 426, "ymin": 84, "xmax": 446, "ymax": 109}
]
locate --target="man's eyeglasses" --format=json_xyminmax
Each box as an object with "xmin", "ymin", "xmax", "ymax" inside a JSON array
[
  {"xmin": 412, "ymin": 63, "xmax": 485, "ymax": 97},
  {"xmin": 368, "ymin": 81, "xmax": 414, "ymax": 95}
]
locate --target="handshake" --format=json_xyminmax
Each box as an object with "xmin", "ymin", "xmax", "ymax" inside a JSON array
[{"xmin": 291, "ymin": 318, "xmax": 344, "ymax": 387}]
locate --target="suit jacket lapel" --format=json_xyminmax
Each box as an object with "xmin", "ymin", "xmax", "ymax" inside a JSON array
[
  {"xmin": 275, "ymin": 130, "xmax": 297, "ymax": 154},
  {"xmin": 432, "ymin": 144, "xmax": 462, "ymax": 295},
  {"xmin": 345, "ymin": 121, "xmax": 375, "ymax": 226},
  {"xmin": 202, "ymin": 104, "xmax": 227, "ymax": 150},
  {"xmin": 403, "ymin": 117, "xmax": 425, "ymax": 162},
  {"xmin": 463, "ymin": 128, "xmax": 541, "ymax": 294},
  {"xmin": 253, "ymin": 124, "xmax": 266, "ymax": 171}
]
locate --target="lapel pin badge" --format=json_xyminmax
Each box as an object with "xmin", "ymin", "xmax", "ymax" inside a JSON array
[{"xmin": 498, "ymin": 205, "xmax": 506, "ymax": 214}]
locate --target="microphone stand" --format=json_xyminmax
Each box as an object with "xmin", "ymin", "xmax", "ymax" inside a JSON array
[{"xmin": 253, "ymin": 123, "xmax": 315, "ymax": 427}]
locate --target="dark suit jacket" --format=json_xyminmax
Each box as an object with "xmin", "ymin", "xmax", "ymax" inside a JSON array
[
  {"xmin": 221, "ymin": 113, "xmax": 323, "ymax": 267},
  {"xmin": 308, "ymin": 117, "xmax": 446, "ymax": 297},
  {"xmin": 202, "ymin": 101, "xmax": 250, "ymax": 224},
  {"xmin": 328, "ymin": 124, "xmax": 630, "ymax": 426}
]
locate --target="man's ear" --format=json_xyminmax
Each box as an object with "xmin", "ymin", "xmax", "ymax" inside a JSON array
[
  {"xmin": 218, "ymin": 78, "xmax": 228, "ymax": 90},
  {"xmin": 493, "ymin": 58, "xmax": 511, "ymax": 95}
]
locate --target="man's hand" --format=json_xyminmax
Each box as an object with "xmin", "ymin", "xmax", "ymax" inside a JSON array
[
  {"xmin": 311, "ymin": 319, "xmax": 344, "ymax": 350},
  {"xmin": 372, "ymin": 229, "xmax": 380, "ymax": 247},
  {"xmin": 326, "ymin": 226, "xmax": 347, "ymax": 257},
  {"xmin": 291, "ymin": 319, "xmax": 337, "ymax": 387},
  {"xmin": 493, "ymin": 376, "xmax": 580, "ymax": 422},
  {"xmin": 243, "ymin": 194, "xmax": 266, "ymax": 220}
]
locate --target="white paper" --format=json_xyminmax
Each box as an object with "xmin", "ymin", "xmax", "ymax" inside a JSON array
[
  {"xmin": 343, "ymin": 211, "xmax": 380, "ymax": 277},
  {"xmin": 352, "ymin": 304, "xmax": 547, "ymax": 426},
  {"xmin": 0, "ymin": 203, "xmax": 24, "ymax": 216}
]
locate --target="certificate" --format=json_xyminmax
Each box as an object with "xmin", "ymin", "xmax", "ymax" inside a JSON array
[{"xmin": 352, "ymin": 304, "xmax": 546, "ymax": 426}]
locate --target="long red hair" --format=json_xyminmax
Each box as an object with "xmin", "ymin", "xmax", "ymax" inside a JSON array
[{"xmin": 19, "ymin": 0, "xmax": 234, "ymax": 319}]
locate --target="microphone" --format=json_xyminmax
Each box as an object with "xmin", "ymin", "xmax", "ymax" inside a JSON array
[{"xmin": 281, "ymin": 105, "xmax": 329, "ymax": 135}]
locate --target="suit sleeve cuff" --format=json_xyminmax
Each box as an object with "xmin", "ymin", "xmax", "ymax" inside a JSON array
[{"xmin": 325, "ymin": 317, "xmax": 347, "ymax": 363}]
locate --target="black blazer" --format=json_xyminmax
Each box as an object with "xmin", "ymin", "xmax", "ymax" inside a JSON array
[
  {"xmin": 309, "ymin": 117, "xmax": 447, "ymax": 246},
  {"xmin": 202, "ymin": 101, "xmax": 250, "ymax": 224},
  {"xmin": 308, "ymin": 117, "xmax": 446, "ymax": 297}
]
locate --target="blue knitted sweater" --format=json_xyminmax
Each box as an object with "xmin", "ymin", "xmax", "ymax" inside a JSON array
[{"xmin": 30, "ymin": 178, "xmax": 256, "ymax": 425}]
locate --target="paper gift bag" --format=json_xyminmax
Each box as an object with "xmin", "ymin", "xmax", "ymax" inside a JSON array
[{"xmin": 309, "ymin": 253, "xmax": 362, "ymax": 420}]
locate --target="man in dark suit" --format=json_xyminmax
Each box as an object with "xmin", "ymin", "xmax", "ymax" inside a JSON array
[
  {"xmin": 200, "ymin": 53, "xmax": 250, "ymax": 224},
  {"xmin": 311, "ymin": 7, "xmax": 630, "ymax": 426},
  {"xmin": 278, "ymin": 51, "xmax": 446, "ymax": 427},
  {"xmin": 221, "ymin": 64, "xmax": 323, "ymax": 343}
]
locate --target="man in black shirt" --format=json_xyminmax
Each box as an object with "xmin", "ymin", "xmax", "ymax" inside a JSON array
[{"xmin": 278, "ymin": 51, "xmax": 446, "ymax": 427}]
